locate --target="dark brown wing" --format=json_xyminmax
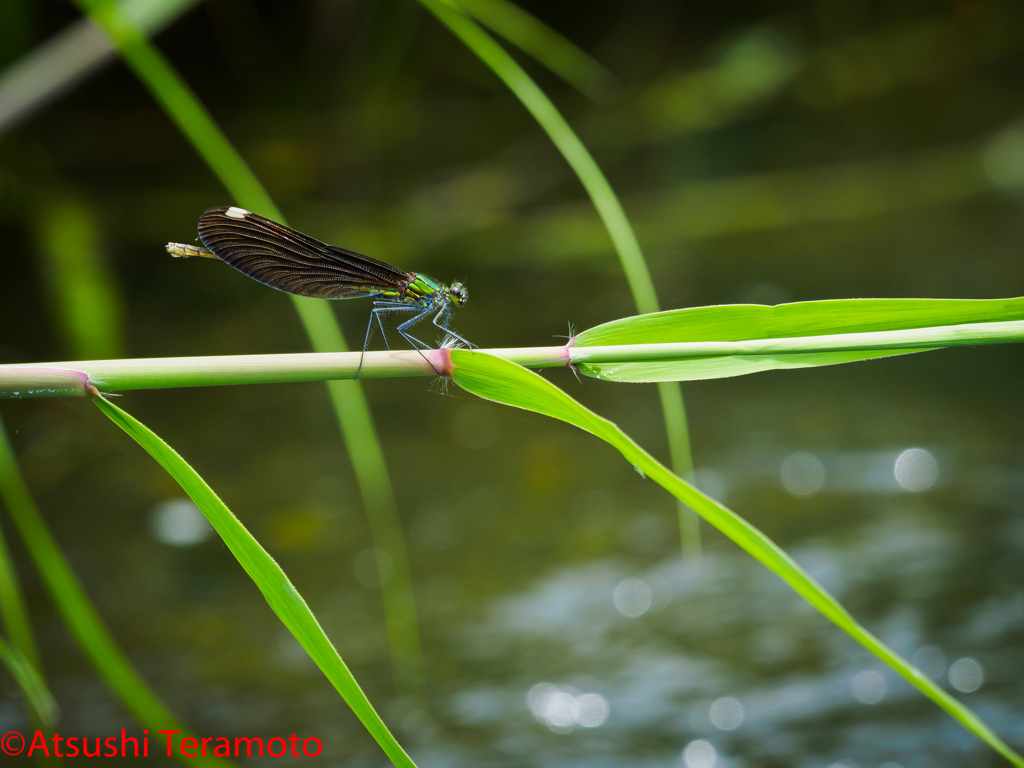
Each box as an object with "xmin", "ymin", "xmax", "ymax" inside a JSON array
[{"xmin": 197, "ymin": 206, "xmax": 410, "ymax": 299}]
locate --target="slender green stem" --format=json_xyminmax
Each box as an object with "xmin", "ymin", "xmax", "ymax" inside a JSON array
[
  {"xmin": 0, "ymin": 508, "xmax": 39, "ymax": 673},
  {"xmin": 71, "ymin": 0, "xmax": 424, "ymax": 692},
  {"xmin": 454, "ymin": 0, "xmax": 619, "ymax": 102},
  {"xmin": 0, "ymin": 480, "xmax": 60, "ymax": 762},
  {"xmin": 658, "ymin": 380, "xmax": 699, "ymax": 555},
  {"xmin": 420, "ymin": 0, "xmax": 656, "ymax": 312},
  {"xmin": 0, "ymin": 634, "xmax": 59, "ymax": 727},
  {"xmin": 0, "ymin": 347, "xmax": 563, "ymax": 394},
  {"xmin": 417, "ymin": 0, "xmax": 696, "ymax": 551},
  {"xmin": 3, "ymin": 317, "xmax": 1022, "ymax": 397}
]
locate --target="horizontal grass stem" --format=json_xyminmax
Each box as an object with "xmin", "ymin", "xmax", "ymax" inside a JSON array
[
  {"xmin": 0, "ymin": 347, "xmax": 569, "ymax": 395},
  {"xmin": 2, "ymin": 316, "xmax": 1022, "ymax": 396}
]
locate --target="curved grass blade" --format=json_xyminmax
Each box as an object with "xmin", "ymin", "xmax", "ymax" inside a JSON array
[
  {"xmin": 419, "ymin": 0, "xmax": 697, "ymax": 551},
  {"xmin": 89, "ymin": 389, "xmax": 417, "ymax": 768},
  {"xmin": 71, "ymin": 0, "xmax": 423, "ymax": 691},
  {"xmin": 577, "ymin": 297, "xmax": 1024, "ymax": 345},
  {"xmin": 454, "ymin": 0, "xmax": 619, "ymax": 103},
  {"xmin": 0, "ymin": 634, "xmax": 59, "ymax": 727},
  {"xmin": 573, "ymin": 297, "xmax": 1024, "ymax": 382},
  {"xmin": 446, "ymin": 349, "xmax": 1024, "ymax": 767},
  {"xmin": 0, "ymin": 415, "xmax": 231, "ymax": 768}
]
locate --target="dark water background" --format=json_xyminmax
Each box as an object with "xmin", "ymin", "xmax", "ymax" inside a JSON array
[{"xmin": 1, "ymin": 1, "xmax": 1023, "ymax": 766}]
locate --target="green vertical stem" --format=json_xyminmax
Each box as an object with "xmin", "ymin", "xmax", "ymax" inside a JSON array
[
  {"xmin": 32, "ymin": 194, "xmax": 125, "ymax": 360},
  {"xmin": 71, "ymin": 0, "xmax": 423, "ymax": 691},
  {"xmin": 292, "ymin": 299, "xmax": 422, "ymax": 686},
  {"xmin": 0, "ymin": 471, "xmax": 59, "ymax": 764},
  {"xmin": 657, "ymin": 380, "xmax": 699, "ymax": 555},
  {"xmin": 0, "ymin": 634, "xmax": 59, "ymax": 727},
  {"xmin": 0, "ymin": 509, "xmax": 38, "ymax": 671},
  {"xmin": 454, "ymin": 0, "xmax": 619, "ymax": 102},
  {"xmin": 419, "ymin": 0, "xmax": 699, "ymax": 551},
  {"xmin": 0, "ymin": 414, "xmax": 229, "ymax": 768}
]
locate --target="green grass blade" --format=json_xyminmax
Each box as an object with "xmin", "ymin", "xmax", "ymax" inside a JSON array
[
  {"xmin": 454, "ymin": 0, "xmax": 619, "ymax": 102},
  {"xmin": 0, "ymin": 414, "xmax": 231, "ymax": 768},
  {"xmin": 574, "ymin": 297, "xmax": 1024, "ymax": 381},
  {"xmin": 580, "ymin": 348, "xmax": 931, "ymax": 383},
  {"xmin": 576, "ymin": 296, "xmax": 1024, "ymax": 344},
  {"xmin": 89, "ymin": 390, "xmax": 417, "ymax": 768},
  {"xmin": 72, "ymin": 0, "xmax": 423, "ymax": 690},
  {"xmin": 419, "ymin": 0, "xmax": 697, "ymax": 548},
  {"xmin": 0, "ymin": 633, "xmax": 59, "ymax": 727},
  {"xmin": 446, "ymin": 349, "xmax": 1024, "ymax": 767}
]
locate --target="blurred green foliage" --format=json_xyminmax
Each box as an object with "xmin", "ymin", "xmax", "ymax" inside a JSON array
[{"xmin": 32, "ymin": 195, "xmax": 124, "ymax": 360}]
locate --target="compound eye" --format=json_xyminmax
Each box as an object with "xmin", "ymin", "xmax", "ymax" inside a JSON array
[{"xmin": 450, "ymin": 283, "xmax": 467, "ymax": 305}]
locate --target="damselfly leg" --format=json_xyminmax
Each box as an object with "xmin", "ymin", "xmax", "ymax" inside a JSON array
[
  {"xmin": 358, "ymin": 302, "xmax": 442, "ymax": 378},
  {"xmin": 431, "ymin": 306, "xmax": 476, "ymax": 349}
]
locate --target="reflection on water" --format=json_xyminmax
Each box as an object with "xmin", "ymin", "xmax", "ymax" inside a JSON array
[
  {"xmin": 682, "ymin": 738, "xmax": 717, "ymax": 768},
  {"xmin": 894, "ymin": 448, "xmax": 939, "ymax": 492},
  {"xmin": 527, "ymin": 683, "xmax": 610, "ymax": 732},
  {"xmin": 780, "ymin": 451, "xmax": 826, "ymax": 497},
  {"xmin": 435, "ymin": 468, "xmax": 1023, "ymax": 766},
  {"xmin": 150, "ymin": 498, "xmax": 212, "ymax": 547},
  {"xmin": 850, "ymin": 669, "xmax": 886, "ymax": 704},
  {"xmin": 613, "ymin": 577, "xmax": 653, "ymax": 617},
  {"xmin": 699, "ymin": 445, "xmax": 957, "ymax": 502},
  {"xmin": 708, "ymin": 697, "xmax": 744, "ymax": 731},
  {"xmin": 948, "ymin": 658, "xmax": 984, "ymax": 693}
]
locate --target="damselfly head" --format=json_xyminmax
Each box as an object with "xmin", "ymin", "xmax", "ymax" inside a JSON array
[{"xmin": 449, "ymin": 282, "xmax": 468, "ymax": 307}]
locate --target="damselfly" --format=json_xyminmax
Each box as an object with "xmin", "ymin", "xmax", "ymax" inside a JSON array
[{"xmin": 166, "ymin": 206, "xmax": 473, "ymax": 375}]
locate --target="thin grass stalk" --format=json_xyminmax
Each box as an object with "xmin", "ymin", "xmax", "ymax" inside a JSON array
[
  {"xmin": 70, "ymin": 0, "xmax": 423, "ymax": 690},
  {"xmin": 0, "ymin": 415, "xmax": 230, "ymax": 768},
  {"xmin": 0, "ymin": 477, "xmax": 57, "ymax": 760},
  {"xmin": 453, "ymin": 0, "xmax": 619, "ymax": 102},
  {"xmin": 4, "ymin": 317, "xmax": 1023, "ymax": 396},
  {"xmin": 0, "ymin": 505, "xmax": 39, "ymax": 671},
  {"xmin": 0, "ymin": 634, "xmax": 59, "ymax": 727},
  {"xmin": 417, "ymin": 0, "xmax": 698, "ymax": 551}
]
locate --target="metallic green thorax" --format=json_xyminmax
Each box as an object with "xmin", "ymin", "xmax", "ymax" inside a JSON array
[
  {"xmin": 380, "ymin": 272, "xmax": 469, "ymax": 310},
  {"xmin": 394, "ymin": 273, "xmax": 442, "ymax": 304}
]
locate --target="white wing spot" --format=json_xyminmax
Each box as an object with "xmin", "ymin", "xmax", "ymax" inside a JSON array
[{"xmin": 225, "ymin": 207, "xmax": 249, "ymax": 219}]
